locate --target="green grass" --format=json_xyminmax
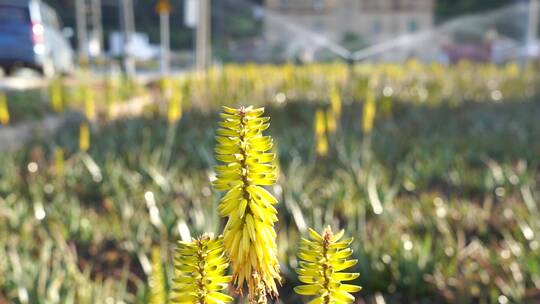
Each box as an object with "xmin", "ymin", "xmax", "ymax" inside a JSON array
[
  {"xmin": 1, "ymin": 95, "xmax": 540, "ymax": 303},
  {"xmin": 3, "ymin": 89, "xmax": 52, "ymax": 123}
]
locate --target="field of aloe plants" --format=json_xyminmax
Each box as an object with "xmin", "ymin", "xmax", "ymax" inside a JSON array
[{"xmin": 1, "ymin": 61, "xmax": 540, "ymax": 303}]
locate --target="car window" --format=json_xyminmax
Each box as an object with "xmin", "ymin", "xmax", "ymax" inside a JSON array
[
  {"xmin": 51, "ymin": 13, "xmax": 61, "ymax": 29},
  {"xmin": 40, "ymin": 4, "xmax": 59, "ymax": 29},
  {"xmin": 0, "ymin": 5, "xmax": 30, "ymax": 25},
  {"xmin": 56, "ymin": 13, "xmax": 63, "ymax": 28},
  {"xmin": 39, "ymin": 5, "xmax": 49, "ymax": 25}
]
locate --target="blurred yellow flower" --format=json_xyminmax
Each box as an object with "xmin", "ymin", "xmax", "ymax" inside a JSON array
[
  {"xmin": 315, "ymin": 109, "xmax": 328, "ymax": 156},
  {"xmin": 362, "ymin": 89, "xmax": 376, "ymax": 134},
  {"xmin": 0, "ymin": 92, "xmax": 9, "ymax": 125},
  {"xmin": 79, "ymin": 122, "xmax": 90, "ymax": 152}
]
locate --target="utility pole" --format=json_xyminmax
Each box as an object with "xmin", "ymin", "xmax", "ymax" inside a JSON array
[
  {"xmin": 90, "ymin": 0, "xmax": 104, "ymax": 58},
  {"xmin": 196, "ymin": 0, "xmax": 211, "ymax": 71},
  {"xmin": 156, "ymin": 0, "xmax": 172, "ymax": 75},
  {"xmin": 75, "ymin": 0, "xmax": 89, "ymax": 64},
  {"xmin": 528, "ymin": 0, "xmax": 539, "ymax": 47},
  {"xmin": 76, "ymin": 0, "xmax": 104, "ymax": 65},
  {"xmin": 120, "ymin": 0, "xmax": 136, "ymax": 77}
]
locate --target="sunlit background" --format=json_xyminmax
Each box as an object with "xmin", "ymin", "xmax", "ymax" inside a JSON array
[{"xmin": 1, "ymin": 0, "xmax": 540, "ymax": 303}]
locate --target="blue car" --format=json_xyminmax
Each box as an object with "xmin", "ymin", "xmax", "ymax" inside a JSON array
[{"xmin": 0, "ymin": 0, "xmax": 74, "ymax": 76}]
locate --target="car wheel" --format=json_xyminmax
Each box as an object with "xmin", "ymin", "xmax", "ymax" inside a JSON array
[{"xmin": 0, "ymin": 66, "xmax": 9, "ymax": 77}]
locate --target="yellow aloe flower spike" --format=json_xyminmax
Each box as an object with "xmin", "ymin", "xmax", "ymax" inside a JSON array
[
  {"xmin": 84, "ymin": 86, "xmax": 95, "ymax": 121},
  {"xmin": 171, "ymin": 234, "xmax": 233, "ymax": 304},
  {"xmin": 330, "ymin": 85, "xmax": 342, "ymax": 120},
  {"xmin": 53, "ymin": 148, "xmax": 65, "ymax": 176},
  {"xmin": 79, "ymin": 122, "xmax": 90, "ymax": 152},
  {"xmin": 213, "ymin": 106, "xmax": 281, "ymax": 302},
  {"xmin": 326, "ymin": 108, "xmax": 337, "ymax": 135},
  {"xmin": 149, "ymin": 246, "xmax": 166, "ymax": 304},
  {"xmin": 294, "ymin": 226, "xmax": 362, "ymax": 304},
  {"xmin": 362, "ymin": 89, "xmax": 376, "ymax": 134},
  {"xmin": 105, "ymin": 76, "xmax": 118, "ymax": 118},
  {"xmin": 49, "ymin": 77, "xmax": 64, "ymax": 113},
  {"xmin": 314, "ymin": 109, "xmax": 328, "ymax": 156},
  {"xmin": 167, "ymin": 81, "xmax": 183, "ymax": 124},
  {"xmin": 0, "ymin": 92, "xmax": 9, "ymax": 125}
]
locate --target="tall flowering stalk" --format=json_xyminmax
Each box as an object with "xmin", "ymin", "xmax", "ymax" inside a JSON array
[
  {"xmin": 362, "ymin": 88, "xmax": 376, "ymax": 134},
  {"xmin": 53, "ymin": 148, "xmax": 65, "ymax": 176},
  {"xmin": 0, "ymin": 92, "xmax": 9, "ymax": 125},
  {"xmin": 213, "ymin": 106, "xmax": 281, "ymax": 302},
  {"xmin": 314, "ymin": 109, "xmax": 328, "ymax": 157},
  {"xmin": 325, "ymin": 108, "xmax": 337, "ymax": 134},
  {"xmin": 149, "ymin": 246, "xmax": 166, "ymax": 304},
  {"xmin": 171, "ymin": 234, "xmax": 232, "ymax": 304},
  {"xmin": 83, "ymin": 86, "xmax": 95, "ymax": 121},
  {"xmin": 49, "ymin": 77, "xmax": 64, "ymax": 113},
  {"xmin": 295, "ymin": 227, "xmax": 361, "ymax": 303},
  {"xmin": 161, "ymin": 78, "xmax": 183, "ymax": 124},
  {"xmin": 79, "ymin": 122, "xmax": 90, "ymax": 152},
  {"xmin": 330, "ymin": 85, "xmax": 342, "ymax": 121},
  {"xmin": 327, "ymin": 85, "xmax": 342, "ymax": 135}
]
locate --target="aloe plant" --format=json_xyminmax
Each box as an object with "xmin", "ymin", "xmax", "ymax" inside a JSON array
[
  {"xmin": 295, "ymin": 227, "xmax": 361, "ymax": 303},
  {"xmin": 213, "ymin": 106, "xmax": 281, "ymax": 303},
  {"xmin": 171, "ymin": 234, "xmax": 232, "ymax": 304}
]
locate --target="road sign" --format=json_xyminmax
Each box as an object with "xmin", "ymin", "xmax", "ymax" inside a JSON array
[
  {"xmin": 184, "ymin": 0, "xmax": 197, "ymax": 28},
  {"xmin": 155, "ymin": 0, "xmax": 171, "ymax": 15}
]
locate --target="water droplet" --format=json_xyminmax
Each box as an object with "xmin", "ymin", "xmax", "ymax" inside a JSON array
[{"xmin": 27, "ymin": 162, "xmax": 38, "ymax": 173}]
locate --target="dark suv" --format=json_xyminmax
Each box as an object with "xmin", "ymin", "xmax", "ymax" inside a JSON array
[{"xmin": 0, "ymin": 0, "xmax": 74, "ymax": 76}]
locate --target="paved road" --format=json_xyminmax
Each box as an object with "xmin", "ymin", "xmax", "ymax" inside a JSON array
[
  {"xmin": 0, "ymin": 68, "xmax": 186, "ymax": 91},
  {"xmin": 0, "ymin": 76, "xmax": 49, "ymax": 91},
  {"xmin": 0, "ymin": 114, "xmax": 66, "ymax": 151}
]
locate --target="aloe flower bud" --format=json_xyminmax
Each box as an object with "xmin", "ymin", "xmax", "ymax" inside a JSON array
[
  {"xmin": 295, "ymin": 227, "xmax": 362, "ymax": 304},
  {"xmin": 171, "ymin": 234, "xmax": 233, "ymax": 304}
]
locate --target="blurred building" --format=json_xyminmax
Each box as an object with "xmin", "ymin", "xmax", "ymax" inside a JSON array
[{"xmin": 264, "ymin": 0, "xmax": 434, "ymax": 55}]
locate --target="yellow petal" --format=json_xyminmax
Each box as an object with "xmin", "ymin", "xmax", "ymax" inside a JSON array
[{"xmin": 294, "ymin": 284, "xmax": 322, "ymax": 296}]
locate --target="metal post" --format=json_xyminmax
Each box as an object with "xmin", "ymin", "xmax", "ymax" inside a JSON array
[
  {"xmin": 196, "ymin": 0, "xmax": 211, "ymax": 71},
  {"xmin": 120, "ymin": 0, "xmax": 136, "ymax": 77},
  {"xmin": 90, "ymin": 0, "xmax": 104, "ymax": 58},
  {"xmin": 160, "ymin": 12, "xmax": 170, "ymax": 75},
  {"xmin": 75, "ymin": 0, "xmax": 89, "ymax": 63},
  {"xmin": 528, "ymin": 0, "xmax": 539, "ymax": 46}
]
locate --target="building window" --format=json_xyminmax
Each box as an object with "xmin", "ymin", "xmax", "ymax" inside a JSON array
[
  {"xmin": 372, "ymin": 20, "xmax": 382, "ymax": 35},
  {"xmin": 362, "ymin": 0, "xmax": 378, "ymax": 11},
  {"xmin": 312, "ymin": 20, "xmax": 324, "ymax": 33},
  {"xmin": 408, "ymin": 19, "xmax": 418, "ymax": 33},
  {"xmin": 404, "ymin": 0, "xmax": 415, "ymax": 10},
  {"xmin": 391, "ymin": 19, "xmax": 398, "ymax": 35},
  {"xmin": 391, "ymin": 0, "xmax": 401, "ymax": 10},
  {"xmin": 313, "ymin": 0, "xmax": 323, "ymax": 11}
]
